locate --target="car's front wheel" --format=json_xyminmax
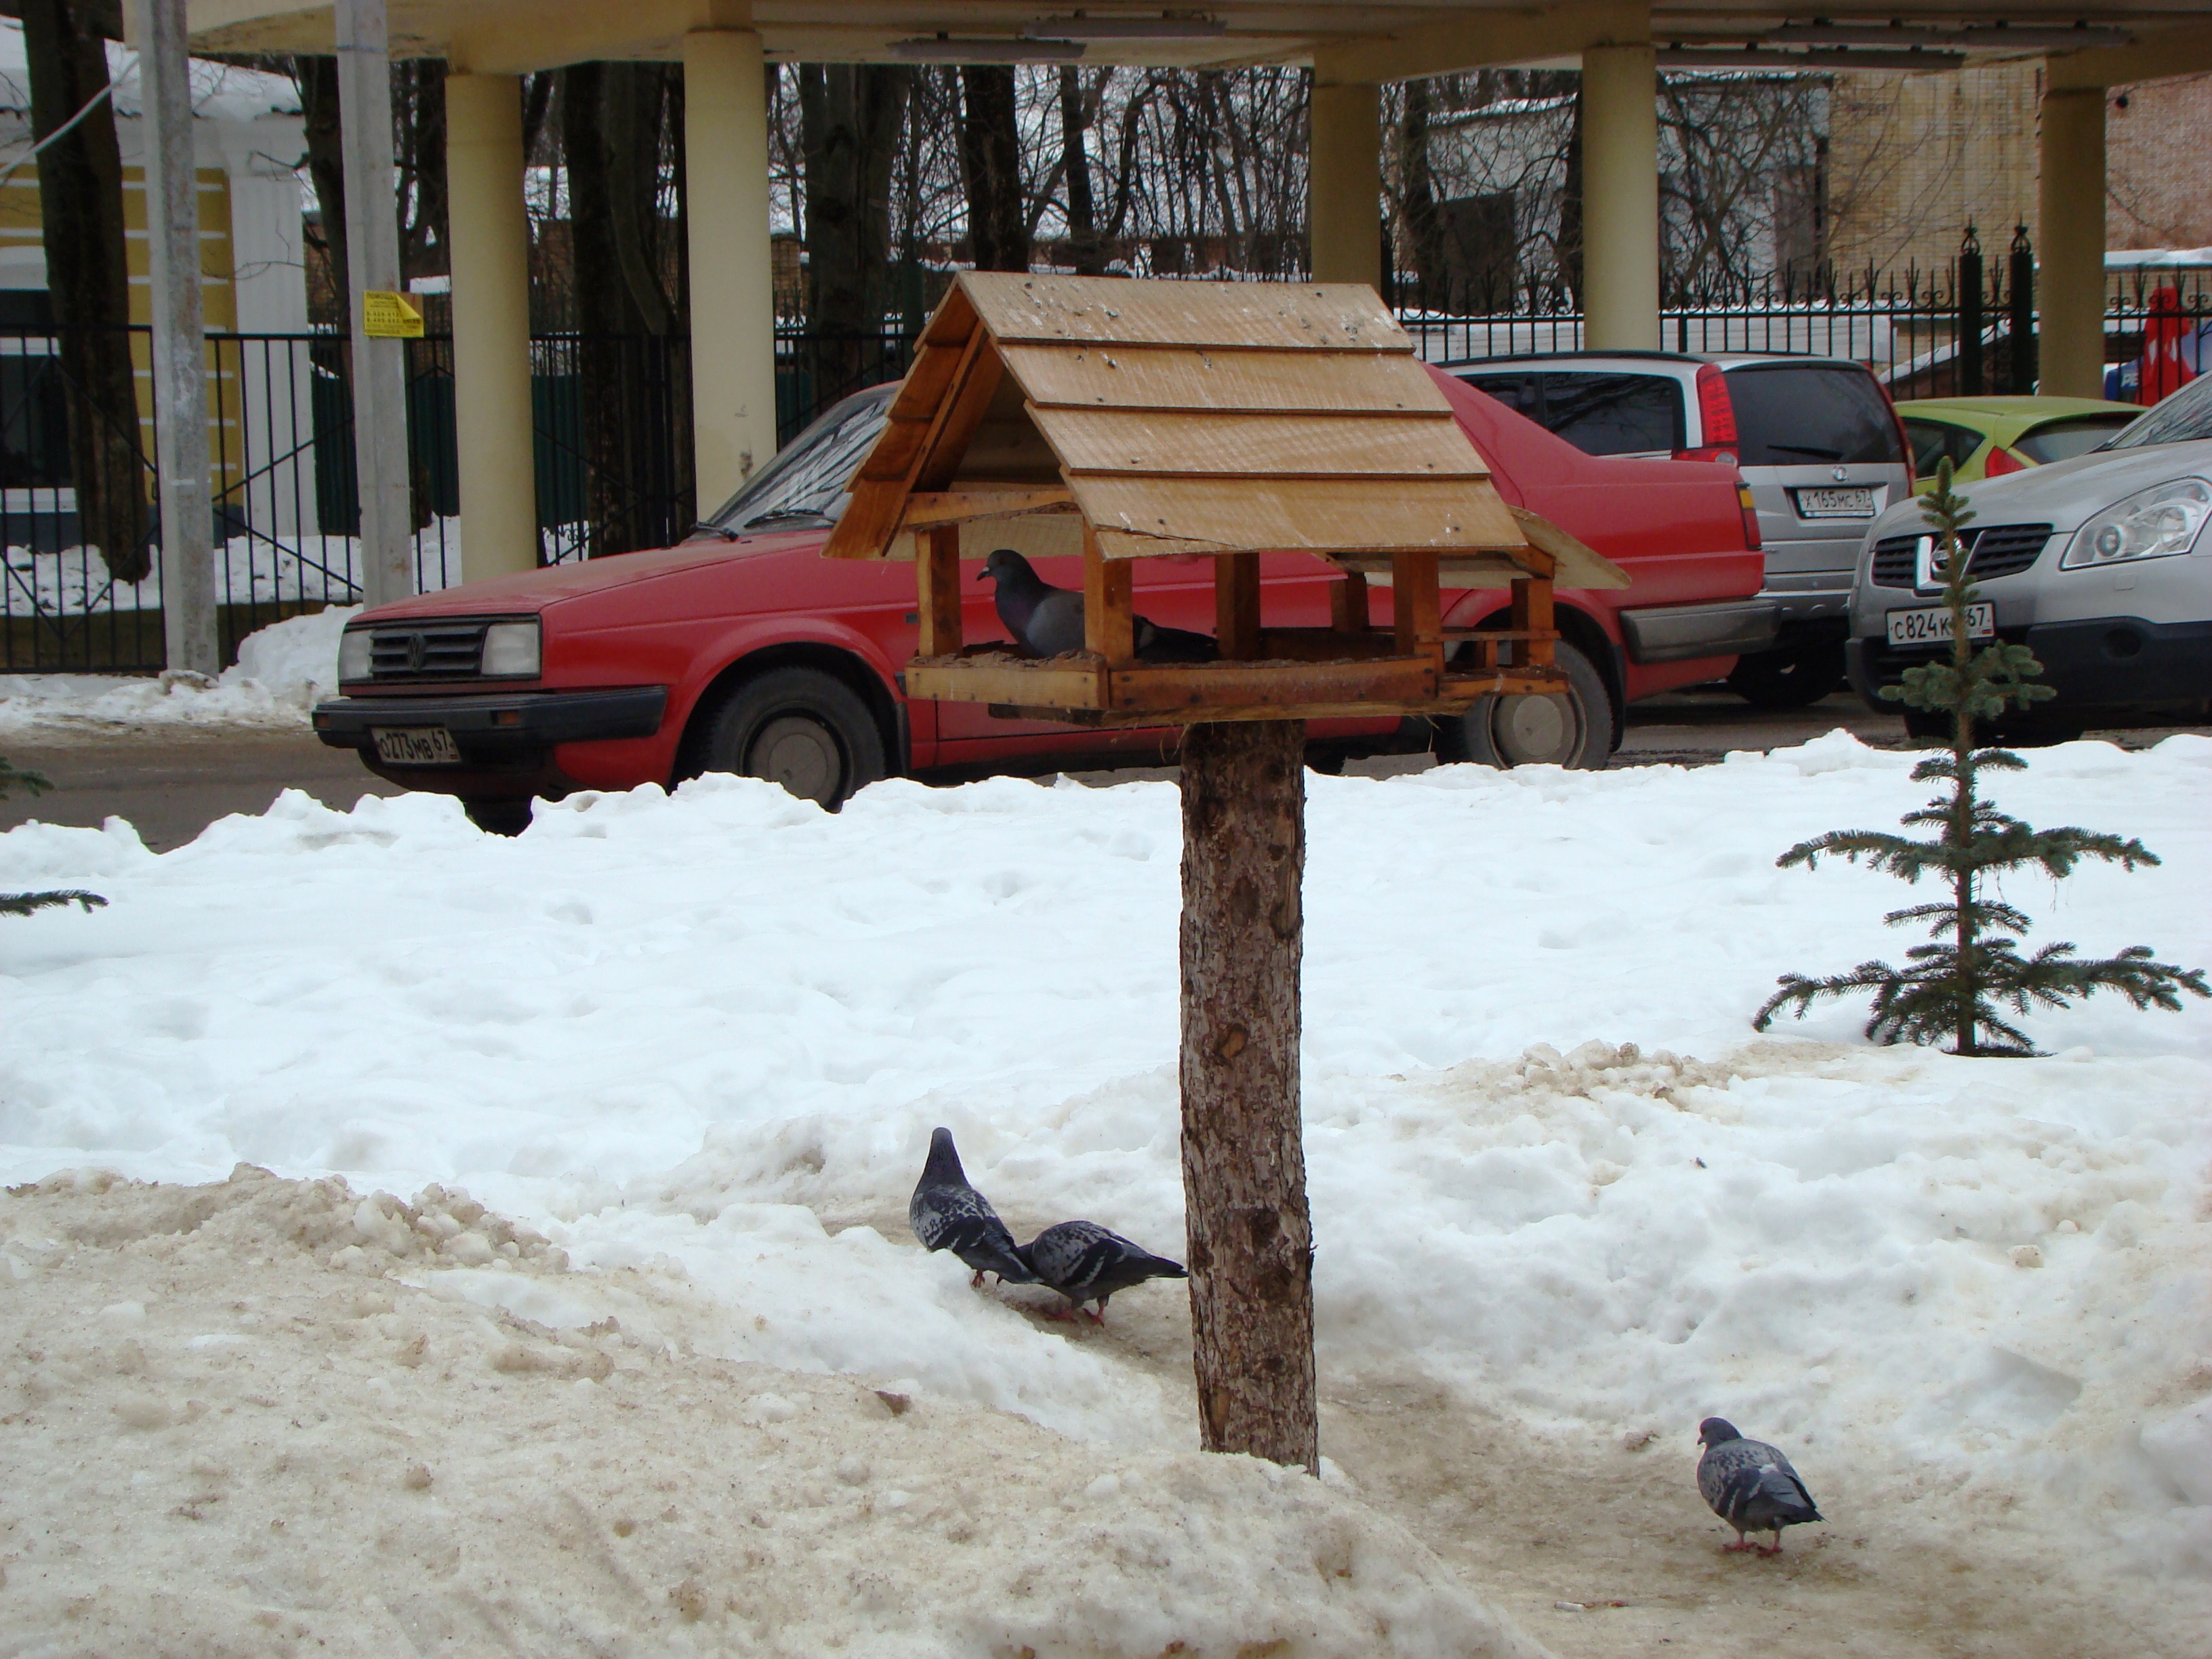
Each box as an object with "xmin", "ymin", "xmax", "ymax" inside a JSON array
[
  {"xmin": 695, "ymin": 666, "xmax": 886, "ymax": 808},
  {"xmin": 462, "ymin": 797, "xmax": 535, "ymax": 836},
  {"xmin": 1436, "ymin": 640, "xmax": 1614, "ymax": 769}
]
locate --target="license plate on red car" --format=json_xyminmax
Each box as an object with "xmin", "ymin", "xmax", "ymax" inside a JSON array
[
  {"xmin": 1886, "ymin": 603, "xmax": 1994, "ymax": 647},
  {"xmin": 372, "ymin": 726, "xmax": 462, "ymax": 766}
]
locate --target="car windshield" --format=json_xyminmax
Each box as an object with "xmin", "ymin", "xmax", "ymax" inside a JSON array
[
  {"xmin": 698, "ymin": 386, "xmax": 895, "ymax": 534},
  {"xmin": 1723, "ymin": 363, "xmax": 1904, "ymax": 467},
  {"xmin": 2103, "ymin": 373, "xmax": 2212, "ymax": 448},
  {"xmin": 2013, "ymin": 413, "xmax": 2139, "ymax": 464}
]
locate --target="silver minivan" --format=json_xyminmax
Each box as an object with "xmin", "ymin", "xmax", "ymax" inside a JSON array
[{"xmin": 1446, "ymin": 350, "xmax": 1914, "ymax": 705}]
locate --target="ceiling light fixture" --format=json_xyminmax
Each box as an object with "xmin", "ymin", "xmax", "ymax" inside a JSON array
[
  {"xmin": 891, "ymin": 35, "xmax": 1086, "ymax": 62},
  {"xmin": 1021, "ymin": 14, "xmax": 1227, "ymax": 40}
]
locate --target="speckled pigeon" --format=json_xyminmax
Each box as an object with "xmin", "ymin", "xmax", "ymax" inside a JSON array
[
  {"xmin": 1015, "ymin": 1220, "xmax": 1187, "ymax": 1323},
  {"xmin": 979, "ymin": 549, "xmax": 1216, "ymax": 663},
  {"xmin": 908, "ymin": 1128, "xmax": 1033, "ymax": 1286},
  {"xmin": 1696, "ymin": 1418, "xmax": 1824, "ymax": 1555}
]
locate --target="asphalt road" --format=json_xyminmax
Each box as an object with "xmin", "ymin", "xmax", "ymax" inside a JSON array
[{"xmin": 0, "ymin": 688, "xmax": 2200, "ymax": 853}]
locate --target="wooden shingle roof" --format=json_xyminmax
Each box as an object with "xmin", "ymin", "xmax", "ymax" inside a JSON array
[{"xmin": 823, "ymin": 272, "xmax": 1618, "ymax": 589}]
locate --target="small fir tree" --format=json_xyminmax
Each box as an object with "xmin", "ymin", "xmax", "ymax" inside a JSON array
[
  {"xmin": 1755, "ymin": 459, "xmax": 2208, "ymax": 1056},
  {"xmin": 0, "ymin": 758, "xmax": 104, "ymax": 919}
]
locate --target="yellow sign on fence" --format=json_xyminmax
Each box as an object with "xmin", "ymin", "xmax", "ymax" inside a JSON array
[{"xmin": 361, "ymin": 290, "xmax": 425, "ymax": 339}]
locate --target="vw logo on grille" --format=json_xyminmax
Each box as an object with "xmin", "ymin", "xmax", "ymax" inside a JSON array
[
  {"xmin": 405, "ymin": 632, "xmax": 428, "ymax": 672},
  {"xmin": 1831, "ymin": 465, "xmax": 1849, "ymax": 482}
]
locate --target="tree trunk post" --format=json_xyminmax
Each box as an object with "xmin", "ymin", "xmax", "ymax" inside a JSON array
[{"xmin": 1179, "ymin": 717, "xmax": 1317, "ymax": 1472}]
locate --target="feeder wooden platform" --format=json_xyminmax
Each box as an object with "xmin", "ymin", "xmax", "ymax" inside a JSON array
[{"xmin": 823, "ymin": 272, "xmax": 1627, "ymax": 724}]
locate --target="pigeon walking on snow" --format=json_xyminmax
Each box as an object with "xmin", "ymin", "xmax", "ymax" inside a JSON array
[
  {"xmin": 979, "ymin": 549, "xmax": 1216, "ymax": 663},
  {"xmin": 908, "ymin": 1128, "xmax": 1034, "ymax": 1287},
  {"xmin": 1016, "ymin": 1220, "xmax": 1187, "ymax": 1323},
  {"xmin": 1696, "ymin": 1418, "xmax": 1824, "ymax": 1555}
]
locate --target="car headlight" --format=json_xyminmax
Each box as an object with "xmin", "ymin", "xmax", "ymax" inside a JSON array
[
  {"xmin": 337, "ymin": 628, "xmax": 372, "ymax": 682},
  {"xmin": 480, "ymin": 619, "xmax": 542, "ymax": 677},
  {"xmin": 2060, "ymin": 476, "xmax": 2212, "ymax": 569}
]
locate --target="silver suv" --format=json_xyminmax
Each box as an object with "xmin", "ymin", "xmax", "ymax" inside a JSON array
[
  {"xmin": 1446, "ymin": 350, "xmax": 1913, "ymax": 705},
  {"xmin": 1848, "ymin": 374, "xmax": 2212, "ymax": 739}
]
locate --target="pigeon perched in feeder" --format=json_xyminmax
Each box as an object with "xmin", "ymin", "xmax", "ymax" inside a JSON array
[
  {"xmin": 979, "ymin": 548, "xmax": 1216, "ymax": 662},
  {"xmin": 1016, "ymin": 1219, "xmax": 1187, "ymax": 1322},
  {"xmin": 909, "ymin": 1128, "xmax": 1034, "ymax": 1286},
  {"xmin": 1696, "ymin": 1418, "xmax": 1824, "ymax": 1555}
]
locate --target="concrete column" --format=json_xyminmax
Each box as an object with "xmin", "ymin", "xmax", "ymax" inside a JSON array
[
  {"xmin": 1579, "ymin": 42, "xmax": 1660, "ymax": 352},
  {"xmin": 445, "ymin": 72, "xmax": 538, "ymax": 581},
  {"xmin": 2038, "ymin": 86, "xmax": 2107, "ymax": 398},
  {"xmin": 683, "ymin": 28, "xmax": 779, "ymax": 508},
  {"xmin": 1309, "ymin": 81, "xmax": 1380, "ymax": 289}
]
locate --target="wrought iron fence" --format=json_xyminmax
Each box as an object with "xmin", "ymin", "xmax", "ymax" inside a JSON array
[{"xmin": 8, "ymin": 263, "xmax": 2210, "ymax": 677}]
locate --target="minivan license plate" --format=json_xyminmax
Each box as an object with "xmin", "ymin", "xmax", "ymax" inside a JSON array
[
  {"xmin": 372, "ymin": 726, "xmax": 462, "ymax": 766},
  {"xmin": 1886, "ymin": 602, "xmax": 1994, "ymax": 647},
  {"xmin": 1796, "ymin": 486, "xmax": 1877, "ymax": 518}
]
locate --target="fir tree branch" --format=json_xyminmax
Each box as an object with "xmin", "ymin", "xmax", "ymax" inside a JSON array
[{"xmin": 0, "ymin": 890, "xmax": 106, "ymax": 918}]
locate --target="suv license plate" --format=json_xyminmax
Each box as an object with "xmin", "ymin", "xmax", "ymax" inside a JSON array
[
  {"xmin": 1797, "ymin": 486, "xmax": 1877, "ymax": 518},
  {"xmin": 372, "ymin": 726, "xmax": 462, "ymax": 766},
  {"xmin": 1887, "ymin": 602, "xmax": 1994, "ymax": 647}
]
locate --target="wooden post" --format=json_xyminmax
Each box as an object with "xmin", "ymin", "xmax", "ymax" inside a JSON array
[
  {"xmin": 1179, "ymin": 717, "xmax": 1317, "ymax": 1473},
  {"xmin": 1392, "ymin": 549, "xmax": 1442, "ymax": 665},
  {"xmin": 1215, "ymin": 552, "xmax": 1261, "ymax": 660},
  {"xmin": 1084, "ymin": 524, "xmax": 1135, "ymax": 663},
  {"xmin": 1330, "ymin": 568, "xmax": 1370, "ymax": 635},
  {"xmin": 917, "ymin": 524, "xmax": 963, "ymax": 657},
  {"xmin": 1511, "ymin": 575, "xmax": 1556, "ymax": 668}
]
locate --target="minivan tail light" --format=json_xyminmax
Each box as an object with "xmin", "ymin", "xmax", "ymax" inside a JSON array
[
  {"xmin": 1984, "ymin": 444, "xmax": 2029, "ymax": 476},
  {"xmin": 1695, "ymin": 364, "xmax": 1738, "ymax": 448},
  {"xmin": 1738, "ymin": 483, "xmax": 1762, "ymax": 550},
  {"xmin": 1877, "ymin": 378, "xmax": 1914, "ymax": 487},
  {"xmin": 1674, "ymin": 445, "xmax": 1739, "ymax": 466}
]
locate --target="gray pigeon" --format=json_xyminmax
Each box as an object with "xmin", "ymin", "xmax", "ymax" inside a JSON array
[
  {"xmin": 908, "ymin": 1128, "xmax": 1034, "ymax": 1286},
  {"xmin": 979, "ymin": 549, "xmax": 1216, "ymax": 663},
  {"xmin": 1015, "ymin": 1219, "xmax": 1187, "ymax": 1323},
  {"xmin": 1696, "ymin": 1418, "xmax": 1824, "ymax": 1555}
]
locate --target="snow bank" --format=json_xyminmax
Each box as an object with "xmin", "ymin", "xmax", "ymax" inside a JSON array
[
  {"xmin": 0, "ymin": 1166, "xmax": 1544, "ymax": 1659},
  {"xmin": 0, "ymin": 735, "xmax": 2208, "ymax": 1611},
  {"xmin": 0, "ymin": 605, "xmax": 356, "ymax": 730}
]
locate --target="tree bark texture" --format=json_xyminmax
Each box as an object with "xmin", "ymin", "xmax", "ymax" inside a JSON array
[
  {"xmin": 800, "ymin": 62, "xmax": 911, "ymax": 395},
  {"xmin": 1178, "ymin": 718, "xmax": 1317, "ymax": 1473},
  {"xmin": 295, "ymin": 56, "xmax": 349, "ymax": 319},
  {"xmin": 19, "ymin": 0, "xmax": 148, "ymax": 581},
  {"xmin": 958, "ymin": 65, "xmax": 1028, "ymax": 272}
]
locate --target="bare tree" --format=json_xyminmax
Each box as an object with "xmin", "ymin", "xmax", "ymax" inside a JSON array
[{"xmin": 959, "ymin": 66, "xmax": 1027, "ymax": 271}]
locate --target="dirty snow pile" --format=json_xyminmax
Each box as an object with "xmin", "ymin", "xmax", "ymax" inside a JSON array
[
  {"xmin": 0, "ymin": 605, "xmax": 355, "ymax": 729},
  {"xmin": 1, "ymin": 733, "xmax": 2209, "ymax": 1645},
  {"xmin": 1, "ymin": 1166, "xmax": 1540, "ymax": 1658}
]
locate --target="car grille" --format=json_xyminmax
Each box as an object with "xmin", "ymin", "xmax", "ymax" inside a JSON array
[
  {"xmin": 367, "ymin": 620, "xmax": 489, "ymax": 681},
  {"xmin": 1869, "ymin": 523, "xmax": 2052, "ymax": 590}
]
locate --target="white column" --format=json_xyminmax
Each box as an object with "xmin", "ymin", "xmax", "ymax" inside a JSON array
[
  {"xmin": 1309, "ymin": 80, "xmax": 1381, "ymax": 289},
  {"xmin": 2038, "ymin": 86, "xmax": 2107, "ymax": 398},
  {"xmin": 682, "ymin": 27, "xmax": 779, "ymax": 509},
  {"xmin": 1580, "ymin": 41, "xmax": 1660, "ymax": 352},
  {"xmin": 445, "ymin": 71, "xmax": 539, "ymax": 581},
  {"xmin": 220, "ymin": 119, "xmax": 312, "ymax": 539}
]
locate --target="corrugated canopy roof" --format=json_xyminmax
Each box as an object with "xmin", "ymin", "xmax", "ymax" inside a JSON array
[{"xmin": 825, "ymin": 272, "xmax": 1622, "ymax": 588}]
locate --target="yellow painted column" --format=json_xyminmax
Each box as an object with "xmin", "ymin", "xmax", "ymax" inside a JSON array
[
  {"xmin": 1309, "ymin": 80, "xmax": 1380, "ymax": 289},
  {"xmin": 683, "ymin": 27, "xmax": 779, "ymax": 510},
  {"xmin": 2038, "ymin": 86, "xmax": 2107, "ymax": 398},
  {"xmin": 445, "ymin": 72, "xmax": 538, "ymax": 580},
  {"xmin": 1580, "ymin": 42, "xmax": 1660, "ymax": 351}
]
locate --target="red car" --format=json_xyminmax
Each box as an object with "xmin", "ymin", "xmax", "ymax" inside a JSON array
[{"xmin": 314, "ymin": 365, "xmax": 1775, "ymax": 831}]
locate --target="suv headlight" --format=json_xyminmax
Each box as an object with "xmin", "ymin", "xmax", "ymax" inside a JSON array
[
  {"xmin": 337, "ymin": 627, "xmax": 372, "ymax": 682},
  {"xmin": 480, "ymin": 619, "xmax": 542, "ymax": 678},
  {"xmin": 2060, "ymin": 476, "xmax": 2212, "ymax": 569}
]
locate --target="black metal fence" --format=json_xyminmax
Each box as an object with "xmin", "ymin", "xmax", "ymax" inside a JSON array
[{"xmin": 6, "ymin": 259, "xmax": 2210, "ymax": 676}]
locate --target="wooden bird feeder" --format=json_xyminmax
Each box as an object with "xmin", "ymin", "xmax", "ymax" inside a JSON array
[{"xmin": 828, "ymin": 274, "xmax": 1627, "ymax": 1473}]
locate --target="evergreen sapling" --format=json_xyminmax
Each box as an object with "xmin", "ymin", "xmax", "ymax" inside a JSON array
[
  {"xmin": 1754, "ymin": 459, "xmax": 2208, "ymax": 1056},
  {"xmin": 0, "ymin": 758, "xmax": 104, "ymax": 919}
]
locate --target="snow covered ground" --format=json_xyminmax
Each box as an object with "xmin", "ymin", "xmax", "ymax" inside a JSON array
[
  {"xmin": 1, "ymin": 735, "xmax": 2208, "ymax": 1650},
  {"xmin": 0, "ymin": 604, "xmax": 352, "ymax": 730}
]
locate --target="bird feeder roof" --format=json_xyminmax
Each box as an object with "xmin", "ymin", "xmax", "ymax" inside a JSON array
[{"xmin": 823, "ymin": 272, "xmax": 1618, "ymax": 588}]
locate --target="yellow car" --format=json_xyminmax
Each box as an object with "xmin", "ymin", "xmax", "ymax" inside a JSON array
[{"xmin": 1896, "ymin": 395, "xmax": 2141, "ymax": 491}]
